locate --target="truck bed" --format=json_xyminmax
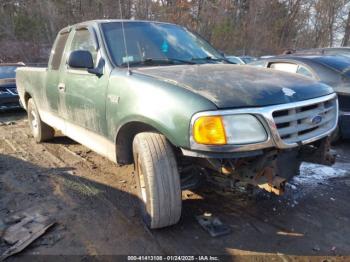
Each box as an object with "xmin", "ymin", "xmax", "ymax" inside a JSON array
[{"xmin": 16, "ymin": 67, "xmax": 48, "ymax": 110}]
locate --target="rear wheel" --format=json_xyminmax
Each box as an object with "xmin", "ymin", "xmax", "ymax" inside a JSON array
[
  {"xmin": 132, "ymin": 132, "xmax": 182, "ymax": 229},
  {"xmin": 27, "ymin": 98, "xmax": 54, "ymax": 143}
]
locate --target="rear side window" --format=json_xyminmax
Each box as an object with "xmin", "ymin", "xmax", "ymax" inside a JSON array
[
  {"xmin": 296, "ymin": 65, "xmax": 313, "ymax": 78},
  {"xmin": 70, "ymin": 29, "xmax": 97, "ymax": 66},
  {"xmin": 50, "ymin": 33, "xmax": 69, "ymax": 70},
  {"xmin": 269, "ymin": 62, "xmax": 298, "ymax": 73}
]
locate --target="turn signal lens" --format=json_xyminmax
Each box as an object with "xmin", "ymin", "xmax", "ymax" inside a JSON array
[{"xmin": 193, "ymin": 116, "xmax": 227, "ymax": 145}]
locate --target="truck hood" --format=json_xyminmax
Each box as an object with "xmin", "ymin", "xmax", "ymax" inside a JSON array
[{"xmin": 134, "ymin": 64, "xmax": 334, "ymax": 108}]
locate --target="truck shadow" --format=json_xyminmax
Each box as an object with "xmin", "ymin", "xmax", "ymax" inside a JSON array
[
  {"xmin": 48, "ymin": 135, "xmax": 79, "ymax": 145},
  {"xmin": 0, "ymin": 153, "xmax": 349, "ymax": 257}
]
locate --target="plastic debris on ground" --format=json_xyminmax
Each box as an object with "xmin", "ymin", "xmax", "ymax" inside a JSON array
[
  {"xmin": 196, "ymin": 212, "xmax": 231, "ymax": 237},
  {"xmin": 0, "ymin": 210, "xmax": 55, "ymax": 260}
]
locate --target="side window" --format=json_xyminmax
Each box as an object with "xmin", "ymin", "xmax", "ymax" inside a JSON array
[
  {"xmin": 50, "ymin": 33, "xmax": 69, "ymax": 70},
  {"xmin": 296, "ymin": 65, "xmax": 313, "ymax": 78},
  {"xmin": 70, "ymin": 29, "xmax": 97, "ymax": 67},
  {"xmin": 269, "ymin": 62, "xmax": 298, "ymax": 73}
]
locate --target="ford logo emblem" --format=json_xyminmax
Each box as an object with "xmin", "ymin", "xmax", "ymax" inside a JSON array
[{"xmin": 311, "ymin": 115, "xmax": 323, "ymax": 125}]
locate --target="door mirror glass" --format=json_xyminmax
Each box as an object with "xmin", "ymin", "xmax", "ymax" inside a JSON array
[{"xmin": 68, "ymin": 50, "xmax": 94, "ymax": 69}]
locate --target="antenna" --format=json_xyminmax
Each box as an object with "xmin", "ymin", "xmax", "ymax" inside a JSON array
[{"xmin": 118, "ymin": 0, "xmax": 131, "ymax": 75}]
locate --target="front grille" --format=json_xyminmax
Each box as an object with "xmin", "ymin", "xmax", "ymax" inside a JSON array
[{"xmin": 272, "ymin": 97, "xmax": 337, "ymax": 144}]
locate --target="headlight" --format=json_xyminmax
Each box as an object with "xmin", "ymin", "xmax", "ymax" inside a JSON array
[
  {"xmin": 192, "ymin": 114, "xmax": 267, "ymax": 145},
  {"xmin": 222, "ymin": 114, "xmax": 267, "ymax": 144}
]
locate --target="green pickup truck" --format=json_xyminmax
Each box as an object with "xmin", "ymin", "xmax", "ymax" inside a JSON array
[{"xmin": 17, "ymin": 20, "xmax": 338, "ymax": 229}]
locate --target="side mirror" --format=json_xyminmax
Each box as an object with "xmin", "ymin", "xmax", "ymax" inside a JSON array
[{"xmin": 68, "ymin": 50, "xmax": 94, "ymax": 69}]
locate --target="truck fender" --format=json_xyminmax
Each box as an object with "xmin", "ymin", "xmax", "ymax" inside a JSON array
[{"xmin": 114, "ymin": 120, "xmax": 176, "ymax": 165}]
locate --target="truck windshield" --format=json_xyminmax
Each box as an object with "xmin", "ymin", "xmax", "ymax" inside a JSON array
[
  {"xmin": 101, "ymin": 22, "xmax": 224, "ymax": 67},
  {"xmin": 0, "ymin": 66, "xmax": 19, "ymax": 79}
]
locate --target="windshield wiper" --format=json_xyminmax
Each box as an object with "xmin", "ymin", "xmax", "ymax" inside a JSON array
[
  {"xmin": 192, "ymin": 56, "xmax": 230, "ymax": 63},
  {"xmin": 121, "ymin": 57, "xmax": 195, "ymax": 67},
  {"xmin": 167, "ymin": 58, "xmax": 196, "ymax": 64},
  {"xmin": 144, "ymin": 58, "xmax": 195, "ymax": 65},
  {"xmin": 192, "ymin": 56, "xmax": 213, "ymax": 61}
]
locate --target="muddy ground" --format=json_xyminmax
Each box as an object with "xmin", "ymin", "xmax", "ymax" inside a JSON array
[{"xmin": 0, "ymin": 110, "xmax": 350, "ymax": 260}]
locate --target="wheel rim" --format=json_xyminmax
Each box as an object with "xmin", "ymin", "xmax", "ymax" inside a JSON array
[
  {"xmin": 137, "ymin": 155, "xmax": 147, "ymax": 203},
  {"xmin": 30, "ymin": 110, "xmax": 39, "ymax": 136}
]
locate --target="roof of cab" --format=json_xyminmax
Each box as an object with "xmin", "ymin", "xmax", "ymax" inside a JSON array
[{"xmin": 59, "ymin": 19, "xmax": 176, "ymax": 33}]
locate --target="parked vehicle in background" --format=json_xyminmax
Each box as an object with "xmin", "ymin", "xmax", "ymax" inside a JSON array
[
  {"xmin": 250, "ymin": 55, "xmax": 350, "ymax": 139},
  {"xmin": 0, "ymin": 63, "xmax": 24, "ymax": 111},
  {"xmin": 17, "ymin": 20, "xmax": 338, "ymax": 229},
  {"xmin": 259, "ymin": 55, "xmax": 275, "ymax": 59},
  {"xmin": 293, "ymin": 47, "xmax": 350, "ymax": 58},
  {"xmin": 225, "ymin": 55, "xmax": 257, "ymax": 64}
]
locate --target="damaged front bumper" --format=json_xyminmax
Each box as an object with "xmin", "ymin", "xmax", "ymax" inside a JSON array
[
  {"xmin": 180, "ymin": 138, "xmax": 334, "ymax": 196},
  {"xmin": 186, "ymin": 93, "xmax": 338, "ymax": 156},
  {"xmin": 180, "ymin": 94, "xmax": 338, "ymax": 196}
]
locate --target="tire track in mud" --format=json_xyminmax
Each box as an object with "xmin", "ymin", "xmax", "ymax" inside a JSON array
[
  {"xmin": 33, "ymin": 128, "xmax": 193, "ymax": 254},
  {"xmin": 3, "ymin": 126, "xmax": 62, "ymax": 167},
  {"xmin": 44, "ymin": 144, "xmax": 169, "ymax": 255},
  {"xmin": 41, "ymin": 136, "xmax": 204, "ymax": 254},
  {"xmin": 1, "ymin": 124, "xmax": 102, "ymax": 244},
  {"xmin": 1, "ymin": 119, "xmax": 166, "ymax": 255},
  {"xmin": 0, "ymin": 118, "xmax": 299, "ymax": 255},
  {"xmin": 3, "ymin": 116, "xmax": 350, "ymax": 255}
]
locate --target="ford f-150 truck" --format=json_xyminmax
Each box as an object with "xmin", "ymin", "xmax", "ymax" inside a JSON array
[{"xmin": 16, "ymin": 20, "xmax": 338, "ymax": 229}]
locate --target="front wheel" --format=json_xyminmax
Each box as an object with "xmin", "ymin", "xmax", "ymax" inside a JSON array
[
  {"xmin": 132, "ymin": 132, "xmax": 182, "ymax": 229},
  {"xmin": 27, "ymin": 98, "xmax": 54, "ymax": 143}
]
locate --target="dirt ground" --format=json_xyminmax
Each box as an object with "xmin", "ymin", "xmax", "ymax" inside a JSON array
[{"xmin": 0, "ymin": 110, "xmax": 350, "ymax": 260}]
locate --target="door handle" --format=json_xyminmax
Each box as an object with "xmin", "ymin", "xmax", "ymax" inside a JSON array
[{"xmin": 58, "ymin": 83, "xmax": 66, "ymax": 92}]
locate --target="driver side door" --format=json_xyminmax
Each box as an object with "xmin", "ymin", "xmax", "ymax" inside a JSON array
[{"xmin": 59, "ymin": 27, "xmax": 109, "ymax": 136}]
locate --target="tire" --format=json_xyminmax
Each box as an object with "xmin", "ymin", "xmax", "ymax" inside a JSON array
[
  {"xmin": 275, "ymin": 149, "xmax": 301, "ymax": 181},
  {"xmin": 132, "ymin": 132, "xmax": 182, "ymax": 229},
  {"xmin": 27, "ymin": 98, "xmax": 54, "ymax": 143}
]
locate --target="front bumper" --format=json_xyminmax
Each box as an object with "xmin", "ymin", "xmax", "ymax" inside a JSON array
[{"xmin": 189, "ymin": 93, "xmax": 338, "ymax": 154}]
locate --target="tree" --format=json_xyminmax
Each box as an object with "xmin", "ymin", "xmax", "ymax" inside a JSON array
[{"xmin": 0, "ymin": 0, "xmax": 350, "ymax": 62}]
